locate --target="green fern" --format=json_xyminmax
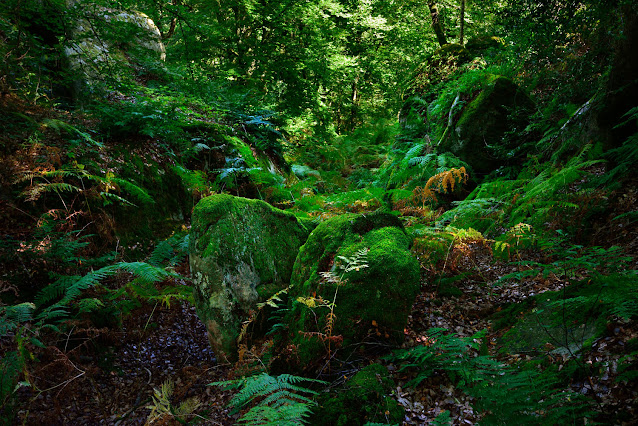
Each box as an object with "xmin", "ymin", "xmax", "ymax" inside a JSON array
[
  {"xmin": 1, "ymin": 351, "xmax": 24, "ymax": 414},
  {"xmin": 147, "ymin": 233, "xmax": 190, "ymax": 267},
  {"xmin": 387, "ymin": 328, "xmax": 590, "ymax": 423},
  {"xmin": 0, "ymin": 303, "xmax": 35, "ymax": 335},
  {"xmin": 211, "ymin": 373, "xmax": 326, "ymax": 425},
  {"xmin": 34, "ymin": 262, "xmax": 175, "ymax": 321},
  {"xmin": 384, "ymin": 149, "xmax": 469, "ymax": 190},
  {"xmin": 237, "ymin": 403, "xmax": 315, "ymax": 426},
  {"xmin": 18, "ymin": 166, "xmax": 153, "ymax": 207}
]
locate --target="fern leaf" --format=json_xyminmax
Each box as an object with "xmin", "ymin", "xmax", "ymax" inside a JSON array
[
  {"xmin": 211, "ymin": 373, "xmax": 325, "ymax": 424},
  {"xmin": 0, "ymin": 303, "xmax": 35, "ymax": 334}
]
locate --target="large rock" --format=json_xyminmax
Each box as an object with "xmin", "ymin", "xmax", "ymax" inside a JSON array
[
  {"xmin": 465, "ymin": 35, "xmax": 505, "ymax": 55},
  {"xmin": 276, "ymin": 211, "xmax": 420, "ymax": 373},
  {"xmin": 64, "ymin": 3, "xmax": 166, "ymax": 96},
  {"xmin": 442, "ymin": 75, "xmax": 535, "ymax": 174},
  {"xmin": 189, "ymin": 194, "xmax": 311, "ymax": 362}
]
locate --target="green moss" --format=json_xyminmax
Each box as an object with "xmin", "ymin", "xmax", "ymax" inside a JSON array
[
  {"xmin": 442, "ymin": 75, "xmax": 535, "ymax": 174},
  {"xmin": 280, "ymin": 211, "xmax": 420, "ymax": 372},
  {"xmin": 190, "ymin": 194, "xmax": 312, "ymax": 360},
  {"xmin": 312, "ymin": 364, "xmax": 404, "ymax": 426},
  {"xmin": 465, "ymin": 36, "xmax": 505, "ymax": 53},
  {"xmin": 227, "ymin": 135, "xmax": 259, "ymax": 168}
]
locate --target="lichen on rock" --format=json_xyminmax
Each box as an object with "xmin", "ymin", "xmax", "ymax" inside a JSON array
[{"xmin": 189, "ymin": 194, "xmax": 311, "ymax": 361}]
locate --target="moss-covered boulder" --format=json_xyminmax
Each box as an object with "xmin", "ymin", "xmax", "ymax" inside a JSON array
[
  {"xmin": 277, "ymin": 211, "xmax": 420, "ymax": 372},
  {"xmin": 465, "ymin": 35, "xmax": 505, "ymax": 55},
  {"xmin": 312, "ymin": 364, "xmax": 404, "ymax": 426},
  {"xmin": 441, "ymin": 75, "xmax": 535, "ymax": 174},
  {"xmin": 189, "ymin": 194, "xmax": 311, "ymax": 361}
]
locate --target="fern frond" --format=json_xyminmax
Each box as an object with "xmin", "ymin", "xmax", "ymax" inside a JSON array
[
  {"xmin": 212, "ymin": 373, "xmax": 325, "ymax": 425},
  {"xmin": 35, "ymin": 262, "xmax": 173, "ymax": 322},
  {"xmin": 238, "ymin": 403, "xmax": 313, "ymax": 425},
  {"xmin": 76, "ymin": 298, "xmax": 105, "ymax": 314},
  {"xmin": 22, "ymin": 182, "xmax": 82, "ymax": 201},
  {"xmin": 147, "ymin": 234, "xmax": 189, "ymax": 267},
  {"xmin": 0, "ymin": 303, "xmax": 35, "ymax": 334},
  {"xmin": 110, "ymin": 177, "xmax": 155, "ymax": 205},
  {"xmin": 99, "ymin": 191, "xmax": 135, "ymax": 206}
]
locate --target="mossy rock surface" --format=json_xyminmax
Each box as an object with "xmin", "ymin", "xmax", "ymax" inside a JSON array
[
  {"xmin": 465, "ymin": 35, "xmax": 505, "ymax": 54},
  {"xmin": 279, "ymin": 211, "xmax": 420, "ymax": 372},
  {"xmin": 442, "ymin": 75, "xmax": 535, "ymax": 174},
  {"xmin": 312, "ymin": 364, "xmax": 404, "ymax": 426},
  {"xmin": 189, "ymin": 194, "xmax": 311, "ymax": 361}
]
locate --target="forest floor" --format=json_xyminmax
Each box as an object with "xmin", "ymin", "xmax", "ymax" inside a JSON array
[
  {"xmin": 10, "ymin": 239, "xmax": 638, "ymax": 424},
  {"xmin": 397, "ymin": 242, "xmax": 638, "ymax": 424}
]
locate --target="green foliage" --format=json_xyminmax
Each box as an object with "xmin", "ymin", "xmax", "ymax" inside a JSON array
[
  {"xmin": 387, "ymin": 328, "xmax": 591, "ymax": 423},
  {"xmin": 0, "ymin": 303, "xmax": 35, "ymax": 336},
  {"xmin": 439, "ymin": 148, "xmax": 602, "ymax": 234},
  {"xmin": 211, "ymin": 373, "xmax": 325, "ymax": 425},
  {"xmin": 0, "ymin": 350, "xmax": 25, "ymax": 419},
  {"xmin": 596, "ymin": 107, "xmax": 638, "ymax": 186},
  {"xmin": 18, "ymin": 163, "xmax": 154, "ymax": 208},
  {"xmin": 147, "ymin": 233, "xmax": 190, "ymax": 267},
  {"xmin": 34, "ymin": 261, "xmax": 174, "ymax": 319},
  {"xmin": 379, "ymin": 147, "xmax": 469, "ymax": 190}
]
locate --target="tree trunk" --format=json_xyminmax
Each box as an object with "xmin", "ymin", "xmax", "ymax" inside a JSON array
[
  {"xmin": 459, "ymin": 0, "xmax": 465, "ymax": 45},
  {"xmin": 427, "ymin": 2, "xmax": 448, "ymax": 47}
]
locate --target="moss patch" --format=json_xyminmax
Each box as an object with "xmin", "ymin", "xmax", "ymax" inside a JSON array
[
  {"xmin": 278, "ymin": 211, "xmax": 420, "ymax": 372},
  {"xmin": 465, "ymin": 36, "xmax": 505, "ymax": 54},
  {"xmin": 443, "ymin": 75, "xmax": 535, "ymax": 174}
]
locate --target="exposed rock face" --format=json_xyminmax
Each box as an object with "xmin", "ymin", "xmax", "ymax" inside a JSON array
[
  {"xmin": 64, "ymin": 4, "xmax": 165, "ymax": 96},
  {"xmin": 276, "ymin": 211, "xmax": 420, "ymax": 373},
  {"xmin": 189, "ymin": 194, "xmax": 311, "ymax": 362},
  {"xmin": 442, "ymin": 75, "xmax": 535, "ymax": 174}
]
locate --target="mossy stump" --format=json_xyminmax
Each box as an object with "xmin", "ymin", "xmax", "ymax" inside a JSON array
[
  {"xmin": 277, "ymin": 211, "xmax": 420, "ymax": 373},
  {"xmin": 189, "ymin": 194, "xmax": 311, "ymax": 362}
]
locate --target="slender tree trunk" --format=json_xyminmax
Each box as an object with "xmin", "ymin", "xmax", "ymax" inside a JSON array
[
  {"xmin": 427, "ymin": 2, "xmax": 448, "ymax": 47},
  {"xmin": 459, "ymin": 0, "xmax": 465, "ymax": 45}
]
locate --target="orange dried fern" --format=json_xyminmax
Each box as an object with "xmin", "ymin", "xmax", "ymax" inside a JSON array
[{"xmin": 412, "ymin": 167, "xmax": 469, "ymax": 207}]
